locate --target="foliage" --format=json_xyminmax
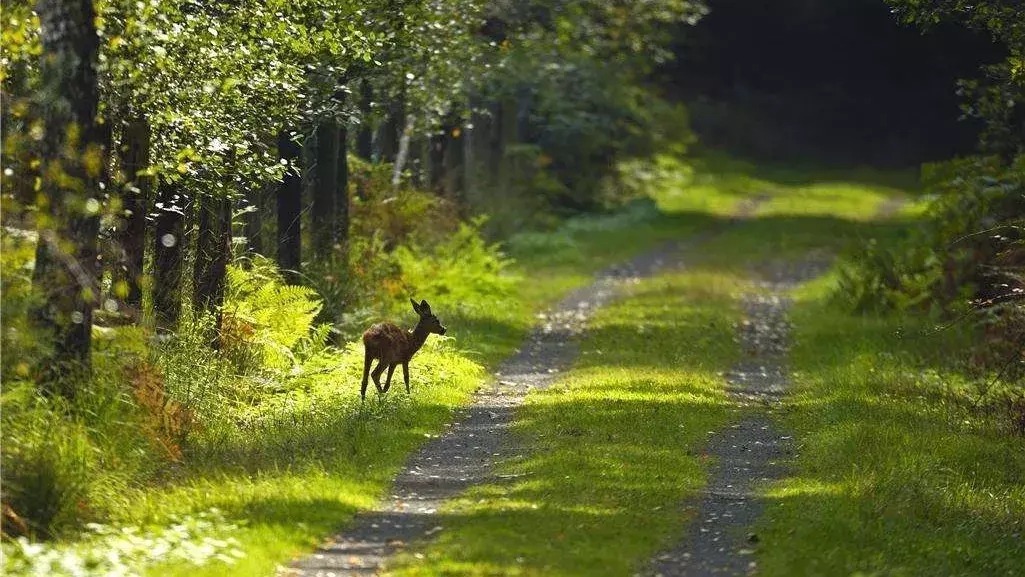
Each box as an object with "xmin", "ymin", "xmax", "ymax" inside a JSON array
[
  {"xmin": 839, "ymin": 156, "xmax": 1025, "ymax": 377},
  {"xmin": 222, "ymin": 258, "xmax": 327, "ymax": 371},
  {"xmin": 2, "ymin": 509, "xmax": 245, "ymax": 577},
  {"xmin": 394, "ymin": 218, "xmax": 518, "ymax": 307},
  {"xmin": 0, "ymin": 229, "xmax": 49, "ymax": 381}
]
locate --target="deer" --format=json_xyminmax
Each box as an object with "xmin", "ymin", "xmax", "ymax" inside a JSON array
[{"xmin": 361, "ymin": 298, "xmax": 447, "ymax": 400}]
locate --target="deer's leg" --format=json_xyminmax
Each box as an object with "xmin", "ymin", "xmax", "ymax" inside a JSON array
[
  {"xmin": 371, "ymin": 361, "xmax": 387, "ymax": 393},
  {"xmin": 383, "ymin": 364, "xmax": 396, "ymax": 393},
  {"xmin": 402, "ymin": 362, "xmax": 410, "ymax": 394},
  {"xmin": 361, "ymin": 350, "xmax": 374, "ymax": 400}
]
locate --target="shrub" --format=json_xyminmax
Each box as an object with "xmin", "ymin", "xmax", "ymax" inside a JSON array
[{"xmin": 393, "ymin": 217, "xmax": 518, "ymax": 308}]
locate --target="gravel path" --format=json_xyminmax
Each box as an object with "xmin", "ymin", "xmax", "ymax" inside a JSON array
[
  {"xmin": 288, "ymin": 240, "xmax": 706, "ymax": 577},
  {"xmin": 288, "ymin": 197, "xmax": 769, "ymax": 577},
  {"xmin": 646, "ymin": 256, "xmax": 830, "ymax": 577}
]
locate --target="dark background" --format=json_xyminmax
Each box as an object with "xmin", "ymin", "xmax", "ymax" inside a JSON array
[{"xmin": 659, "ymin": 0, "xmax": 1006, "ymax": 166}]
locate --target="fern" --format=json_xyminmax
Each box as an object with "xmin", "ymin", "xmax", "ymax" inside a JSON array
[{"xmin": 222, "ymin": 257, "xmax": 330, "ymax": 370}]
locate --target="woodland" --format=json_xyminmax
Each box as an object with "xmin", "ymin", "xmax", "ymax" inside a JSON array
[{"xmin": 1, "ymin": 0, "xmax": 1022, "ymax": 575}]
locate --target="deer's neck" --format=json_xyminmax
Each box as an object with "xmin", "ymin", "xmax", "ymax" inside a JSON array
[{"xmin": 406, "ymin": 323, "xmax": 431, "ymax": 359}]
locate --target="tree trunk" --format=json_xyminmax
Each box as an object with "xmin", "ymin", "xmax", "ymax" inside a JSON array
[
  {"xmin": 430, "ymin": 114, "xmax": 464, "ymax": 198},
  {"xmin": 153, "ymin": 181, "xmax": 184, "ymax": 331},
  {"xmin": 243, "ymin": 190, "xmax": 263, "ymax": 255},
  {"xmin": 392, "ymin": 114, "xmax": 414, "ymax": 187},
  {"xmin": 193, "ymin": 195, "xmax": 231, "ymax": 343},
  {"xmin": 430, "ymin": 128, "xmax": 447, "ymax": 191},
  {"xmin": 30, "ymin": 0, "xmax": 106, "ymax": 391},
  {"xmin": 444, "ymin": 122, "xmax": 466, "ymax": 201},
  {"xmin": 337, "ymin": 123, "xmax": 350, "ymax": 249},
  {"xmin": 379, "ymin": 95, "xmax": 404, "ymax": 164},
  {"xmin": 312, "ymin": 121, "xmax": 338, "ymax": 256},
  {"xmin": 276, "ymin": 130, "xmax": 302, "ymax": 281},
  {"xmin": 357, "ymin": 79, "xmax": 374, "ymax": 161},
  {"xmin": 116, "ymin": 119, "xmax": 151, "ymax": 317}
]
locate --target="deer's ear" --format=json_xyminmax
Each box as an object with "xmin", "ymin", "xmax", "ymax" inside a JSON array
[
  {"xmin": 420, "ymin": 300, "xmax": 431, "ymax": 315},
  {"xmin": 410, "ymin": 298, "xmax": 421, "ymax": 314}
]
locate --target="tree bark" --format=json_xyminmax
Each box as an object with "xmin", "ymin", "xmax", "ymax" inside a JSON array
[
  {"xmin": 445, "ymin": 122, "xmax": 466, "ymax": 201},
  {"xmin": 193, "ymin": 195, "xmax": 232, "ymax": 343},
  {"xmin": 312, "ymin": 121, "xmax": 339, "ymax": 256},
  {"xmin": 357, "ymin": 79, "xmax": 374, "ymax": 161},
  {"xmin": 276, "ymin": 130, "xmax": 302, "ymax": 281},
  {"xmin": 392, "ymin": 114, "xmax": 414, "ymax": 187},
  {"xmin": 243, "ymin": 190, "xmax": 263, "ymax": 255},
  {"xmin": 30, "ymin": 0, "xmax": 106, "ymax": 391},
  {"xmin": 116, "ymin": 119, "xmax": 151, "ymax": 317},
  {"xmin": 153, "ymin": 181, "xmax": 184, "ymax": 331},
  {"xmin": 337, "ymin": 123, "xmax": 350, "ymax": 249},
  {"xmin": 430, "ymin": 127, "xmax": 447, "ymax": 191}
]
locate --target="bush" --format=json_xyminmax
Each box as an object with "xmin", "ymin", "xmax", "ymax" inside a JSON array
[
  {"xmin": 393, "ymin": 217, "xmax": 518, "ymax": 308},
  {"xmin": 839, "ymin": 154, "xmax": 1025, "ymax": 386}
]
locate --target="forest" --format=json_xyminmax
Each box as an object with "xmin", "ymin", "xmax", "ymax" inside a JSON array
[{"xmin": 1, "ymin": 0, "xmax": 1022, "ymax": 575}]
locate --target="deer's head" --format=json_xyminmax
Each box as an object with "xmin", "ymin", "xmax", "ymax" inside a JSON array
[{"xmin": 411, "ymin": 298, "xmax": 446, "ymax": 335}]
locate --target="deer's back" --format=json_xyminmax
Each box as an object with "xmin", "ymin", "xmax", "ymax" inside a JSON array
[{"xmin": 363, "ymin": 322, "xmax": 409, "ymax": 362}]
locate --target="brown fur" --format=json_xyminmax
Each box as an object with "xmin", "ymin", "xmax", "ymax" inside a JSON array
[{"xmin": 360, "ymin": 299, "xmax": 446, "ymax": 399}]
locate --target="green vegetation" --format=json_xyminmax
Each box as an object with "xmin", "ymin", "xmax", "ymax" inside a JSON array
[
  {"xmin": 3, "ymin": 0, "xmax": 1023, "ymax": 574},
  {"xmin": 758, "ymin": 273, "xmax": 1025, "ymax": 577},
  {"xmin": 376, "ymin": 157, "xmax": 959, "ymax": 576},
  {"xmin": 388, "ymin": 264, "xmax": 744, "ymax": 577}
]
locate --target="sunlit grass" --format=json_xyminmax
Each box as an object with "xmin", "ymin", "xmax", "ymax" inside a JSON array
[
  {"xmin": 386, "ymin": 269, "xmax": 745, "ymax": 576},
  {"xmin": 127, "ymin": 194, "xmax": 731, "ymax": 576},
  {"xmin": 756, "ymin": 278, "xmax": 1025, "ymax": 576},
  {"xmin": 13, "ymin": 149, "xmax": 998, "ymax": 577}
]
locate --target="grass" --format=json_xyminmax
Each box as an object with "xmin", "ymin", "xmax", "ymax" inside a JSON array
[
  {"xmin": 97, "ymin": 182, "xmax": 728, "ymax": 577},
  {"xmin": 386, "ymin": 268, "xmax": 744, "ymax": 576},
  {"xmin": 12, "ymin": 150, "xmax": 1021, "ymax": 577},
  {"xmin": 376, "ymin": 153, "xmax": 933, "ymax": 575},
  {"xmin": 755, "ymin": 274, "xmax": 1025, "ymax": 576}
]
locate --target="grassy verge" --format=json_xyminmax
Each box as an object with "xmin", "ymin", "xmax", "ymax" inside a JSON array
[{"xmin": 756, "ymin": 274, "xmax": 1025, "ymax": 576}]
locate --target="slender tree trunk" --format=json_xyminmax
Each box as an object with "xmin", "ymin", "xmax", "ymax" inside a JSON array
[
  {"xmin": 430, "ymin": 127, "xmax": 447, "ymax": 191},
  {"xmin": 116, "ymin": 119, "xmax": 151, "ymax": 317},
  {"xmin": 337, "ymin": 123, "xmax": 350, "ymax": 249},
  {"xmin": 30, "ymin": 0, "xmax": 106, "ymax": 391},
  {"xmin": 357, "ymin": 79, "xmax": 374, "ymax": 161},
  {"xmin": 392, "ymin": 114, "xmax": 414, "ymax": 187},
  {"xmin": 312, "ymin": 121, "xmax": 338, "ymax": 256},
  {"xmin": 497, "ymin": 96, "xmax": 519, "ymax": 190},
  {"xmin": 379, "ymin": 94, "xmax": 404, "ymax": 164},
  {"xmin": 276, "ymin": 130, "xmax": 302, "ymax": 281},
  {"xmin": 153, "ymin": 181, "xmax": 184, "ymax": 331},
  {"xmin": 445, "ymin": 122, "xmax": 466, "ymax": 201},
  {"xmin": 193, "ymin": 195, "xmax": 231, "ymax": 344},
  {"xmin": 243, "ymin": 190, "xmax": 263, "ymax": 255},
  {"xmin": 430, "ymin": 114, "xmax": 464, "ymax": 198}
]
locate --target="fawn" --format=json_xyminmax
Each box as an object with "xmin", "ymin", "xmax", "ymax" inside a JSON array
[{"xmin": 361, "ymin": 298, "xmax": 447, "ymax": 400}]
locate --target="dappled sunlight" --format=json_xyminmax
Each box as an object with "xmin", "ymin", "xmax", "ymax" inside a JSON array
[
  {"xmin": 762, "ymin": 479, "xmax": 846, "ymax": 499},
  {"xmin": 382, "ymin": 247, "xmax": 745, "ymax": 576}
]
